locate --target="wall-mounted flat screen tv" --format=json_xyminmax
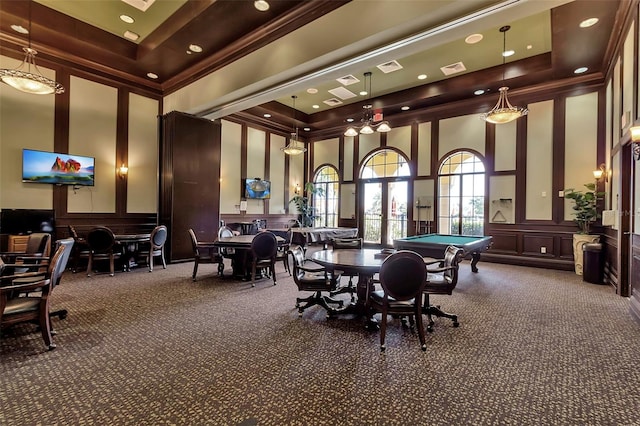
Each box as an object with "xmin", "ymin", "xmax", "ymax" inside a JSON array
[
  {"xmin": 244, "ymin": 178, "xmax": 271, "ymax": 199},
  {"xmin": 0, "ymin": 209, "xmax": 55, "ymax": 235},
  {"xmin": 22, "ymin": 149, "xmax": 95, "ymax": 186}
]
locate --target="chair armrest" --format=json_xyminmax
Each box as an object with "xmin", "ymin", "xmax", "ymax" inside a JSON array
[
  {"xmin": 423, "ymin": 257, "xmax": 443, "ymax": 266},
  {"xmin": 0, "ymin": 277, "xmax": 50, "ymax": 293},
  {"xmin": 426, "ymin": 265, "xmax": 456, "ymax": 274},
  {"xmin": 0, "ymin": 271, "xmax": 47, "ymax": 283}
]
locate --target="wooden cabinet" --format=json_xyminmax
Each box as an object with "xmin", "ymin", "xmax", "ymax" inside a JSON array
[
  {"xmin": 158, "ymin": 111, "xmax": 221, "ymax": 262},
  {"xmin": 8, "ymin": 235, "xmax": 29, "ymax": 252}
]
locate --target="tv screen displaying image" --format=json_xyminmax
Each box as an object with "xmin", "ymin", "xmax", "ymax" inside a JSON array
[
  {"xmin": 244, "ymin": 178, "xmax": 271, "ymax": 199},
  {"xmin": 22, "ymin": 149, "xmax": 95, "ymax": 186}
]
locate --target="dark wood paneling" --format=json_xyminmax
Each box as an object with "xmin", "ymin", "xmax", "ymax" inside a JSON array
[
  {"xmin": 487, "ymin": 233, "xmax": 518, "ymax": 254},
  {"xmin": 159, "ymin": 112, "xmax": 221, "ymax": 261},
  {"xmin": 522, "ymin": 235, "xmax": 554, "ymax": 257}
]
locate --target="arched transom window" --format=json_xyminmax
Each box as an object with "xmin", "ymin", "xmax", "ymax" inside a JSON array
[
  {"xmin": 313, "ymin": 166, "xmax": 339, "ymax": 227},
  {"xmin": 438, "ymin": 151, "xmax": 485, "ymax": 236}
]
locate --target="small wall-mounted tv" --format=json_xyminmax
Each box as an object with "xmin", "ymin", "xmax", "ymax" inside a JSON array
[
  {"xmin": 244, "ymin": 178, "xmax": 271, "ymax": 199},
  {"xmin": 22, "ymin": 149, "xmax": 95, "ymax": 186}
]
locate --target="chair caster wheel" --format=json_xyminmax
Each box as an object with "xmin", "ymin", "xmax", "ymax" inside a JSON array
[
  {"xmin": 453, "ymin": 322, "xmax": 460, "ymax": 327},
  {"xmin": 380, "ymin": 345, "xmax": 386, "ymax": 352},
  {"xmin": 421, "ymin": 344, "xmax": 427, "ymax": 351},
  {"xmin": 427, "ymin": 326, "xmax": 433, "ymax": 333},
  {"xmin": 298, "ymin": 312, "xmax": 303, "ymax": 317}
]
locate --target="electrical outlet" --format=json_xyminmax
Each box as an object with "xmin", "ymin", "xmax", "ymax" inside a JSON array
[
  {"xmin": 541, "ymin": 246, "xmax": 547, "ymax": 254},
  {"xmin": 558, "ymin": 190, "xmax": 564, "ymax": 197}
]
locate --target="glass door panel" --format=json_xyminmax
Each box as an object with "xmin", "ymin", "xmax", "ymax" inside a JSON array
[{"xmin": 363, "ymin": 182, "xmax": 382, "ymax": 244}]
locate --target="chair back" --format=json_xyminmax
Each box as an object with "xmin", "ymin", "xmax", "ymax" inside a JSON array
[
  {"xmin": 379, "ymin": 250, "xmax": 427, "ymax": 301},
  {"xmin": 442, "ymin": 246, "xmax": 463, "ymax": 284},
  {"xmin": 150, "ymin": 225, "xmax": 168, "ymax": 250},
  {"xmin": 26, "ymin": 233, "xmax": 50, "ymax": 255},
  {"xmin": 218, "ymin": 226, "xmax": 235, "ymax": 238},
  {"xmin": 51, "ymin": 238, "xmax": 74, "ymax": 287},
  {"xmin": 87, "ymin": 227, "xmax": 116, "ymax": 253},
  {"xmin": 68, "ymin": 225, "xmax": 80, "ymax": 240},
  {"xmin": 332, "ymin": 237, "xmax": 363, "ymax": 249},
  {"xmin": 287, "ymin": 219, "xmax": 301, "ymax": 229},
  {"xmin": 289, "ymin": 245, "xmax": 306, "ymax": 279},
  {"xmin": 250, "ymin": 232, "xmax": 278, "ymax": 260},
  {"xmin": 188, "ymin": 228, "xmax": 200, "ymax": 256}
]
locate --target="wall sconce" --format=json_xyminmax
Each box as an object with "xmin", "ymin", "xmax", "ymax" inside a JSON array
[
  {"xmin": 631, "ymin": 126, "xmax": 640, "ymax": 160},
  {"xmin": 593, "ymin": 163, "xmax": 607, "ymax": 182},
  {"xmin": 118, "ymin": 163, "xmax": 128, "ymax": 178},
  {"xmin": 294, "ymin": 183, "xmax": 301, "ymax": 195}
]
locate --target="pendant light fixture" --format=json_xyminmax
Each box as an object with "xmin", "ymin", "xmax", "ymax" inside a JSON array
[
  {"xmin": 480, "ymin": 25, "xmax": 527, "ymax": 124},
  {"xmin": 0, "ymin": 3, "xmax": 65, "ymax": 95},
  {"xmin": 344, "ymin": 72, "xmax": 391, "ymax": 136},
  {"xmin": 282, "ymin": 95, "xmax": 307, "ymax": 156}
]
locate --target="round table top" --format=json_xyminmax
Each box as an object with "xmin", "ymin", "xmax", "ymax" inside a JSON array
[{"xmin": 310, "ymin": 248, "xmax": 387, "ymax": 275}]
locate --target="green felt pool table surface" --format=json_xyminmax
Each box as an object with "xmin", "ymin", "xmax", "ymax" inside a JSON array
[{"xmin": 393, "ymin": 234, "xmax": 492, "ymax": 272}]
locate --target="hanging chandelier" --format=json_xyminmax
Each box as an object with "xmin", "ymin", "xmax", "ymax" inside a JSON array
[
  {"xmin": 480, "ymin": 25, "xmax": 527, "ymax": 124},
  {"xmin": 282, "ymin": 95, "xmax": 307, "ymax": 156},
  {"xmin": 344, "ymin": 72, "xmax": 391, "ymax": 136},
  {"xmin": 0, "ymin": 4, "xmax": 65, "ymax": 95}
]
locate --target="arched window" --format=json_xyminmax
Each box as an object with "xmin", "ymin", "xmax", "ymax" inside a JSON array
[
  {"xmin": 313, "ymin": 166, "xmax": 339, "ymax": 227},
  {"xmin": 360, "ymin": 149, "xmax": 411, "ymax": 244},
  {"xmin": 438, "ymin": 151, "xmax": 485, "ymax": 236}
]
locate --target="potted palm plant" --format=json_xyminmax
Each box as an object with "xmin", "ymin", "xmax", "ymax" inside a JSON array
[
  {"xmin": 289, "ymin": 182, "xmax": 324, "ymax": 227},
  {"xmin": 564, "ymin": 182, "xmax": 604, "ymax": 275}
]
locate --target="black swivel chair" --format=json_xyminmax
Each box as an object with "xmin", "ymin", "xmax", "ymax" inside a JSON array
[
  {"xmin": 422, "ymin": 245, "xmax": 463, "ymax": 332},
  {"xmin": 289, "ymin": 245, "xmax": 343, "ymax": 317},
  {"xmin": 368, "ymin": 250, "xmax": 428, "ymax": 352},
  {"xmin": 329, "ymin": 237, "xmax": 363, "ymax": 302}
]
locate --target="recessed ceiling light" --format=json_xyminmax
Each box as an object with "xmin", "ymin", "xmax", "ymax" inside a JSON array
[
  {"xmin": 186, "ymin": 51, "xmax": 192, "ymax": 55},
  {"xmin": 120, "ymin": 15, "xmax": 135, "ymax": 24},
  {"xmin": 401, "ymin": 106, "xmax": 410, "ymax": 111},
  {"xmin": 474, "ymin": 89, "xmax": 485, "ymax": 95},
  {"xmin": 346, "ymin": 118, "xmax": 354, "ymax": 122},
  {"xmin": 502, "ymin": 50, "xmax": 515, "ymax": 57},
  {"xmin": 359, "ymin": 90, "xmax": 368, "ymax": 96},
  {"xmin": 312, "ymin": 105, "xmax": 319, "ymax": 109},
  {"xmin": 303, "ymin": 127, "xmax": 310, "ymax": 131},
  {"xmin": 527, "ymin": 45, "xmax": 533, "ymax": 50},
  {"xmin": 10, "ymin": 24, "xmax": 28, "ymax": 34},
  {"xmin": 465, "ymin": 33, "xmax": 483, "ymax": 44},
  {"xmin": 147, "ymin": 72, "xmax": 158, "ymax": 79},
  {"xmin": 418, "ymin": 74, "xmax": 427, "ymax": 80},
  {"xmin": 189, "ymin": 44, "xmax": 203, "ymax": 53},
  {"xmin": 254, "ymin": 0, "xmax": 269, "ymax": 11},
  {"xmin": 263, "ymin": 113, "xmax": 271, "ymax": 118},
  {"xmin": 307, "ymin": 88, "xmax": 318, "ymax": 94},
  {"xmin": 124, "ymin": 31, "xmax": 140, "ymax": 41},
  {"xmin": 574, "ymin": 67, "xmax": 588, "ymax": 74},
  {"xmin": 580, "ymin": 18, "xmax": 599, "ymax": 28}
]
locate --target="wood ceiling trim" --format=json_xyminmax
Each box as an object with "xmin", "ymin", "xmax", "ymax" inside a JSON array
[
  {"xmin": 137, "ymin": 0, "xmax": 217, "ymax": 59},
  {"xmin": 161, "ymin": 0, "xmax": 351, "ymax": 94}
]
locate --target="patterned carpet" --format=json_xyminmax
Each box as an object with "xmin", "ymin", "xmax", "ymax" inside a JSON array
[{"xmin": 2, "ymin": 257, "xmax": 640, "ymax": 425}]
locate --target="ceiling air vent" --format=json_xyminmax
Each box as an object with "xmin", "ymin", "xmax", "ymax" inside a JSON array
[
  {"xmin": 121, "ymin": 0, "xmax": 156, "ymax": 12},
  {"xmin": 440, "ymin": 62, "xmax": 467, "ymax": 76},
  {"xmin": 323, "ymin": 98, "xmax": 343, "ymax": 107},
  {"xmin": 336, "ymin": 75, "xmax": 360, "ymax": 86},
  {"xmin": 377, "ymin": 60, "xmax": 403, "ymax": 74},
  {"xmin": 328, "ymin": 87, "xmax": 357, "ymax": 100}
]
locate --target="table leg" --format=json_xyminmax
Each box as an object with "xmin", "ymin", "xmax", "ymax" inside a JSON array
[
  {"xmin": 470, "ymin": 252, "xmax": 480, "ymax": 273},
  {"xmin": 329, "ymin": 272, "xmax": 379, "ymax": 329}
]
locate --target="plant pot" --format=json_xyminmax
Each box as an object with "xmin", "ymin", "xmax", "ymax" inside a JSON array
[{"xmin": 572, "ymin": 234, "xmax": 600, "ymax": 275}]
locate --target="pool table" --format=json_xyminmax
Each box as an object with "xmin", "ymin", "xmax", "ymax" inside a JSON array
[{"xmin": 393, "ymin": 234, "xmax": 492, "ymax": 273}]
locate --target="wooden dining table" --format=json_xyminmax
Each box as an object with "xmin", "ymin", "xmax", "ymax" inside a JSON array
[
  {"xmin": 213, "ymin": 233, "xmax": 285, "ymax": 280},
  {"xmin": 115, "ymin": 233, "xmax": 151, "ymax": 271},
  {"xmin": 311, "ymin": 248, "xmax": 391, "ymax": 328}
]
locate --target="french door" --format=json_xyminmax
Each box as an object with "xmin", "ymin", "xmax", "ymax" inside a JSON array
[{"xmin": 362, "ymin": 180, "xmax": 408, "ymax": 246}]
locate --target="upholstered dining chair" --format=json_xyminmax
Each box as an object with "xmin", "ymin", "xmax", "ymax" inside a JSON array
[
  {"xmin": 68, "ymin": 225, "xmax": 90, "ymax": 273},
  {"xmin": 86, "ymin": 226, "xmax": 123, "ymax": 277},
  {"xmin": 329, "ymin": 237, "xmax": 363, "ymax": 302},
  {"xmin": 274, "ymin": 229, "xmax": 293, "ymax": 276},
  {"xmin": 137, "ymin": 225, "xmax": 168, "ymax": 272},
  {"xmin": 422, "ymin": 245, "xmax": 464, "ymax": 332},
  {"xmin": 217, "ymin": 225, "xmax": 236, "ymax": 262},
  {"xmin": 249, "ymin": 231, "xmax": 278, "ymax": 287},
  {"xmin": 289, "ymin": 245, "xmax": 343, "ymax": 317},
  {"xmin": 0, "ymin": 241, "xmax": 69, "ymax": 350},
  {"xmin": 368, "ymin": 250, "xmax": 428, "ymax": 352},
  {"xmin": 188, "ymin": 228, "xmax": 225, "ymax": 281},
  {"xmin": 0, "ymin": 232, "xmax": 51, "ymax": 264}
]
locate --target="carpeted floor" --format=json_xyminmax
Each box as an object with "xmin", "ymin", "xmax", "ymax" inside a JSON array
[{"xmin": 2, "ymin": 257, "xmax": 640, "ymax": 425}]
